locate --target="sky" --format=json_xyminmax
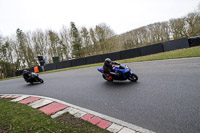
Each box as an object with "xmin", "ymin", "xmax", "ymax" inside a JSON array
[{"xmin": 0, "ymin": 0, "xmax": 199, "ymax": 37}]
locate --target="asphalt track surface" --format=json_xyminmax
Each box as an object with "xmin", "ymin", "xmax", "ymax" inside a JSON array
[{"xmin": 0, "ymin": 57, "xmax": 200, "ymax": 133}]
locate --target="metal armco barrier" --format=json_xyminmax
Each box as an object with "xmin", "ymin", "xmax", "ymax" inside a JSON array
[
  {"xmin": 71, "ymin": 58, "xmax": 87, "ymax": 67},
  {"xmin": 120, "ymin": 47, "xmax": 141, "ymax": 59},
  {"xmin": 140, "ymin": 43, "xmax": 164, "ymax": 56},
  {"xmin": 188, "ymin": 36, "xmax": 200, "ymax": 47},
  {"xmin": 44, "ymin": 63, "xmax": 57, "ymax": 71},
  {"xmin": 56, "ymin": 60, "xmax": 72, "ymax": 69},
  {"xmin": 86, "ymin": 55, "xmax": 103, "ymax": 64},
  {"xmin": 163, "ymin": 37, "xmax": 189, "ymax": 52},
  {"xmin": 102, "ymin": 52, "xmax": 121, "ymax": 61}
]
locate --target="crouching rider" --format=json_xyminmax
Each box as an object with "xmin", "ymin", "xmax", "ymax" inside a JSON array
[{"xmin": 103, "ymin": 58, "xmax": 120, "ymax": 81}]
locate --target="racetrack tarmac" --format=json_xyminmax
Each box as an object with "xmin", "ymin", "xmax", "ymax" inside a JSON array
[{"xmin": 1, "ymin": 57, "xmax": 200, "ymax": 133}]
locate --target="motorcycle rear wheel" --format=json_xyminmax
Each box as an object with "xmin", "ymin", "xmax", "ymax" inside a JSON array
[
  {"xmin": 102, "ymin": 74, "xmax": 113, "ymax": 82},
  {"xmin": 129, "ymin": 73, "xmax": 138, "ymax": 82}
]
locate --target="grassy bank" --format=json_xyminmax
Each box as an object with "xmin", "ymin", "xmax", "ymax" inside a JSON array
[
  {"xmin": 1, "ymin": 46, "xmax": 200, "ymax": 81},
  {"xmin": 0, "ymin": 98, "xmax": 109, "ymax": 133}
]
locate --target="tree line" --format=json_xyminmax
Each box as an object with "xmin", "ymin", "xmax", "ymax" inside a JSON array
[
  {"xmin": 0, "ymin": 11, "xmax": 200, "ymax": 78},
  {"xmin": 0, "ymin": 22, "xmax": 117, "ymax": 78}
]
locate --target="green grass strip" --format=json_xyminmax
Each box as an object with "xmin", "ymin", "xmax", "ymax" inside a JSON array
[
  {"xmin": 0, "ymin": 99, "xmax": 109, "ymax": 133},
  {"xmin": 119, "ymin": 46, "xmax": 200, "ymax": 63}
]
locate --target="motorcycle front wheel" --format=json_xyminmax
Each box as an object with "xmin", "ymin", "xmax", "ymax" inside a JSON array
[
  {"xmin": 40, "ymin": 79, "xmax": 44, "ymax": 83},
  {"xmin": 129, "ymin": 73, "xmax": 138, "ymax": 82}
]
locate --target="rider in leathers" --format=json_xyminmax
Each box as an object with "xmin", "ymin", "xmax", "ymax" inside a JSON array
[{"xmin": 103, "ymin": 58, "xmax": 120, "ymax": 80}]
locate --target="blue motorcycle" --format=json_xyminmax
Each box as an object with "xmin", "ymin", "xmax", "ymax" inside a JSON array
[{"xmin": 97, "ymin": 64, "xmax": 138, "ymax": 82}]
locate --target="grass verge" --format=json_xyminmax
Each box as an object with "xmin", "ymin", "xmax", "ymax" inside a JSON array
[
  {"xmin": 119, "ymin": 46, "xmax": 200, "ymax": 63},
  {"xmin": 1, "ymin": 46, "xmax": 200, "ymax": 81},
  {"xmin": 0, "ymin": 98, "xmax": 109, "ymax": 133}
]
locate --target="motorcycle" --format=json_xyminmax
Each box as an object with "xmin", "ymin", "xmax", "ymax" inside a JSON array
[
  {"xmin": 97, "ymin": 64, "xmax": 138, "ymax": 82},
  {"xmin": 23, "ymin": 71, "xmax": 44, "ymax": 84}
]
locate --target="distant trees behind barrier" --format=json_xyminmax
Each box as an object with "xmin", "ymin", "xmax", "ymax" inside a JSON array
[
  {"xmin": 119, "ymin": 11, "xmax": 200, "ymax": 50},
  {"xmin": 0, "ymin": 10, "xmax": 200, "ymax": 78}
]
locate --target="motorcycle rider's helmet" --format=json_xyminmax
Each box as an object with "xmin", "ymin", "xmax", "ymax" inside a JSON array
[
  {"xmin": 23, "ymin": 69, "xmax": 29, "ymax": 75},
  {"xmin": 105, "ymin": 58, "xmax": 112, "ymax": 66}
]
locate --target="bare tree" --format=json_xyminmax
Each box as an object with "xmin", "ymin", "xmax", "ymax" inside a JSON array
[
  {"xmin": 186, "ymin": 12, "xmax": 200, "ymax": 37},
  {"xmin": 95, "ymin": 23, "xmax": 115, "ymax": 54},
  {"xmin": 16, "ymin": 29, "xmax": 36, "ymax": 68},
  {"xmin": 89, "ymin": 28, "xmax": 98, "ymax": 55},
  {"xmin": 47, "ymin": 29, "xmax": 60, "ymax": 58},
  {"xmin": 70, "ymin": 22, "xmax": 83, "ymax": 58},
  {"xmin": 59, "ymin": 26, "xmax": 71, "ymax": 60},
  {"xmin": 32, "ymin": 29, "xmax": 48, "ymax": 58},
  {"xmin": 80, "ymin": 27, "xmax": 92, "ymax": 57},
  {"xmin": 169, "ymin": 18, "xmax": 187, "ymax": 39}
]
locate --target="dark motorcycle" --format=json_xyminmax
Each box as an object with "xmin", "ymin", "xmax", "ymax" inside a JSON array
[{"xmin": 23, "ymin": 70, "xmax": 44, "ymax": 84}]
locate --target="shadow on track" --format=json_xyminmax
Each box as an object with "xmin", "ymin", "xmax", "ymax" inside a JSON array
[
  {"xmin": 24, "ymin": 83, "xmax": 43, "ymax": 87},
  {"xmin": 103, "ymin": 80, "xmax": 138, "ymax": 87}
]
